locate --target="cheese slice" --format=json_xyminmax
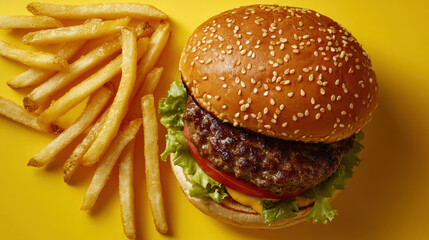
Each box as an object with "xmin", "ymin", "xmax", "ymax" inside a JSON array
[{"xmin": 225, "ymin": 187, "xmax": 279, "ymax": 214}]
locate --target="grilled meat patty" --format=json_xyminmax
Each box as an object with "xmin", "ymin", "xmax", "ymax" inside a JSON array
[{"xmin": 184, "ymin": 96, "xmax": 354, "ymax": 196}]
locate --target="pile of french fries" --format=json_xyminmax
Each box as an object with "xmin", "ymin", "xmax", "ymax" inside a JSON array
[{"xmin": 0, "ymin": 2, "xmax": 170, "ymax": 239}]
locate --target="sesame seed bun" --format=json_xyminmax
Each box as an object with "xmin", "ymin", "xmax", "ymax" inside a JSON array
[
  {"xmin": 171, "ymin": 154, "xmax": 318, "ymax": 229},
  {"xmin": 180, "ymin": 4, "xmax": 378, "ymax": 143}
]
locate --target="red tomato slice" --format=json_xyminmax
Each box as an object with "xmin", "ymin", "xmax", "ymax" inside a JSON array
[{"xmin": 184, "ymin": 123, "xmax": 304, "ymax": 199}]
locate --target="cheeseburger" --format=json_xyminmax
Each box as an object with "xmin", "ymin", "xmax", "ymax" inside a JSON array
[{"xmin": 159, "ymin": 4, "xmax": 378, "ymax": 228}]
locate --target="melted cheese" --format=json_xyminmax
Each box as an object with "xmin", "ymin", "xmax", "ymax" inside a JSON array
[{"xmin": 225, "ymin": 187, "xmax": 279, "ymax": 214}]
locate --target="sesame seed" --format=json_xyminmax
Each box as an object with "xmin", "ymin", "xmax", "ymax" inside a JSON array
[
  {"xmin": 282, "ymin": 122, "xmax": 288, "ymax": 128},
  {"xmin": 288, "ymin": 92, "xmax": 294, "ymax": 97},
  {"xmin": 309, "ymin": 74, "xmax": 314, "ymax": 81},
  {"xmin": 300, "ymin": 89, "xmax": 306, "ymax": 96},
  {"xmin": 315, "ymin": 113, "xmax": 321, "ymax": 120},
  {"xmin": 292, "ymin": 115, "xmax": 297, "ymax": 121},
  {"xmin": 263, "ymin": 107, "xmax": 269, "ymax": 114},
  {"xmin": 270, "ymin": 98, "xmax": 276, "ymax": 105}
]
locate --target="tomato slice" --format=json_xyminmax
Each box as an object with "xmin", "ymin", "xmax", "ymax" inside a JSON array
[{"xmin": 184, "ymin": 123, "xmax": 304, "ymax": 199}]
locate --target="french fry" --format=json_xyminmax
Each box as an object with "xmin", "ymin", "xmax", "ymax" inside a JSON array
[
  {"xmin": 6, "ymin": 18, "xmax": 101, "ymax": 89},
  {"xmin": 7, "ymin": 40, "xmax": 86, "ymax": 89},
  {"xmin": 132, "ymin": 21, "xmax": 170, "ymax": 101},
  {"xmin": 81, "ymin": 118, "xmax": 142, "ymax": 210},
  {"xmin": 119, "ymin": 140, "xmax": 136, "ymax": 239},
  {"xmin": 141, "ymin": 94, "xmax": 168, "ymax": 234},
  {"xmin": 23, "ymin": 36, "xmax": 123, "ymax": 112},
  {"xmin": 23, "ymin": 17, "xmax": 130, "ymax": 45},
  {"xmin": 40, "ymin": 38, "xmax": 149, "ymax": 123},
  {"xmin": 82, "ymin": 28, "xmax": 137, "ymax": 166},
  {"xmin": 125, "ymin": 67, "xmax": 163, "ymax": 121},
  {"xmin": 0, "ymin": 96, "xmax": 53, "ymax": 132},
  {"xmin": 27, "ymin": 86, "xmax": 111, "ymax": 168},
  {"xmin": 27, "ymin": 2, "xmax": 168, "ymax": 20},
  {"xmin": 0, "ymin": 15, "xmax": 62, "ymax": 29},
  {"xmin": 63, "ymin": 109, "xmax": 108, "ymax": 182},
  {"xmin": 0, "ymin": 40, "xmax": 68, "ymax": 70}
]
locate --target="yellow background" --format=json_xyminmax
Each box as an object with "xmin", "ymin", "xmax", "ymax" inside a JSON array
[{"xmin": 1, "ymin": 0, "xmax": 428, "ymax": 239}]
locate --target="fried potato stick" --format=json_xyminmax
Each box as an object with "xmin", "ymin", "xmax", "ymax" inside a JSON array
[
  {"xmin": 27, "ymin": 86, "xmax": 111, "ymax": 167},
  {"xmin": 0, "ymin": 15, "xmax": 62, "ymax": 29},
  {"xmin": 0, "ymin": 96, "xmax": 53, "ymax": 132},
  {"xmin": 0, "ymin": 40, "xmax": 68, "ymax": 70},
  {"xmin": 119, "ymin": 140, "xmax": 136, "ymax": 239},
  {"xmin": 22, "ymin": 17, "xmax": 130, "ymax": 45},
  {"xmin": 82, "ymin": 28, "xmax": 137, "ymax": 166},
  {"xmin": 141, "ymin": 94, "xmax": 168, "ymax": 234},
  {"xmin": 27, "ymin": 2, "xmax": 168, "ymax": 20},
  {"xmin": 7, "ymin": 40, "xmax": 86, "ymax": 89}
]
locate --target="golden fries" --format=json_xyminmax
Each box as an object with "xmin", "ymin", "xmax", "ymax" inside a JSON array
[
  {"xmin": 83, "ymin": 28, "xmax": 137, "ymax": 166},
  {"xmin": 40, "ymin": 38, "xmax": 149, "ymax": 124},
  {"xmin": 141, "ymin": 94, "xmax": 168, "ymax": 234},
  {"xmin": 63, "ymin": 109, "xmax": 108, "ymax": 182},
  {"xmin": 119, "ymin": 140, "xmax": 136, "ymax": 239},
  {"xmin": 0, "ymin": 40, "xmax": 68, "ymax": 70},
  {"xmin": 81, "ymin": 118, "xmax": 142, "ymax": 210},
  {"xmin": 27, "ymin": 2, "xmax": 168, "ymax": 20},
  {"xmin": 0, "ymin": 2, "xmax": 171, "ymax": 238},
  {"xmin": 0, "ymin": 96, "xmax": 53, "ymax": 132},
  {"xmin": 0, "ymin": 15, "xmax": 62, "ymax": 29},
  {"xmin": 132, "ymin": 21, "xmax": 170, "ymax": 100},
  {"xmin": 27, "ymin": 86, "xmax": 111, "ymax": 167},
  {"xmin": 23, "ymin": 17, "xmax": 131, "ymax": 45},
  {"xmin": 24, "ymin": 36, "xmax": 122, "ymax": 112}
]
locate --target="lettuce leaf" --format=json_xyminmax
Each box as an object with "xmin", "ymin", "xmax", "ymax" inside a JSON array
[
  {"xmin": 159, "ymin": 81, "xmax": 228, "ymax": 203},
  {"xmin": 261, "ymin": 199, "xmax": 298, "ymax": 224}
]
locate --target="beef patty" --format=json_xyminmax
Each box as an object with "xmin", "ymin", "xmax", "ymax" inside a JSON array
[{"xmin": 184, "ymin": 96, "xmax": 354, "ymax": 196}]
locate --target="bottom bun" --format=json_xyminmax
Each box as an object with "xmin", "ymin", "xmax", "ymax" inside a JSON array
[{"xmin": 171, "ymin": 154, "xmax": 323, "ymax": 229}]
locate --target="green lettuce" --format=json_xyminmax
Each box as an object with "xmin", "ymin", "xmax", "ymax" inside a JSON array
[
  {"xmin": 159, "ymin": 81, "xmax": 228, "ymax": 203},
  {"xmin": 159, "ymin": 81, "xmax": 364, "ymax": 224}
]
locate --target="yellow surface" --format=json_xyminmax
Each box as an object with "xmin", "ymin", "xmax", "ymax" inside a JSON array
[{"xmin": 1, "ymin": 0, "xmax": 429, "ymax": 239}]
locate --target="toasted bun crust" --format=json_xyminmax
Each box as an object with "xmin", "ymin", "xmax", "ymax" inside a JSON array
[
  {"xmin": 180, "ymin": 4, "xmax": 378, "ymax": 143},
  {"xmin": 171, "ymin": 155, "xmax": 315, "ymax": 229}
]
